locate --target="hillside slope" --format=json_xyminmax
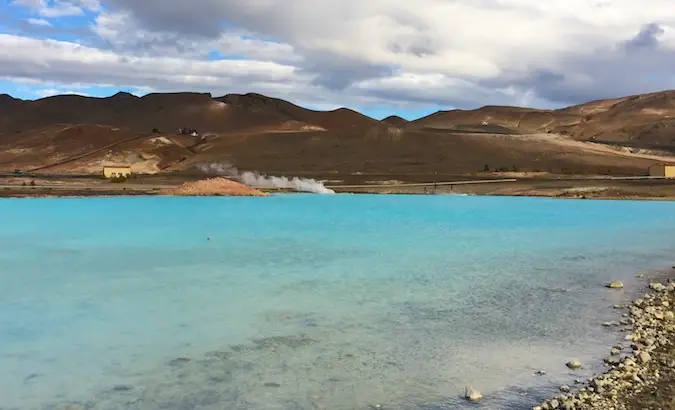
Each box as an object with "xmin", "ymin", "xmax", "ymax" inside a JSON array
[
  {"xmin": 411, "ymin": 90, "xmax": 675, "ymax": 146},
  {"xmin": 0, "ymin": 92, "xmax": 378, "ymax": 137},
  {"xmin": 1, "ymin": 90, "xmax": 675, "ymax": 178}
]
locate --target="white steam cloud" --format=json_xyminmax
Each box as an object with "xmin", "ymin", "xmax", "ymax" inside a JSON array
[{"xmin": 197, "ymin": 163, "xmax": 335, "ymax": 194}]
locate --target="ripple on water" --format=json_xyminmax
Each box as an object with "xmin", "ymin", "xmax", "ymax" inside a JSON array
[{"xmin": 2, "ymin": 195, "xmax": 675, "ymax": 410}]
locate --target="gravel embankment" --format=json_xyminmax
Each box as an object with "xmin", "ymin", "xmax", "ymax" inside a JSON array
[
  {"xmin": 160, "ymin": 177, "xmax": 268, "ymax": 196},
  {"xmin": 536, "ymin": 279, "xmax": 675, "ymax": 410}
]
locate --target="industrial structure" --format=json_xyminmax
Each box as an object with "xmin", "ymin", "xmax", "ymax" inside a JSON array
[
  {"xmin": 648, "ymin": 163, "xmax": 675, "ymax": 178},
  {"xmin": 103, "ymin": 165, "xmax": 132, "ymax": 179}
]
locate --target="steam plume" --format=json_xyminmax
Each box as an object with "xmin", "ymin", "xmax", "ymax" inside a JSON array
[{"xmin": 197, "ymin": 163, "xmax": 335, "ymax": 194}]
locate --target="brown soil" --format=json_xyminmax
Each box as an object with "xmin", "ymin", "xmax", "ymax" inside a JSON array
[
  {"xmin": 160, "ymin": 177, "xmax": 267, "ymax": 196},
  {"xmin": 1, "ymin": 90, "xmax": 675, "ymax": 178},
  {"xmin": 411, "ymin": 90, "xmax": 675, "ymax": 147},
  {"xmin": 381, "ymin": 115, "xmax": 409, "ymax": 127}
]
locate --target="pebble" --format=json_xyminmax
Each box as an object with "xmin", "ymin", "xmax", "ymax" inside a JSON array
[
  {"xmin": 650, "ymin": 282, "xmax": 667, "ymax": 292},
  {"xmin": 535, "ymin": 370, "xmax": 547, "ymax": 376},
  {"xmin": 559, "ymin": 385, "xmax": 570, "ymax": 393},
  {"xmin": 606, "ymin": 280, "xmax": 624, "ymax": 289},
  {"xmin": 639, "ymin": 351, "xmax": 651, "ymax": 363},
  {"xmin": 566, "ymin": 359, "xmax": 582, "ymax": 369}
]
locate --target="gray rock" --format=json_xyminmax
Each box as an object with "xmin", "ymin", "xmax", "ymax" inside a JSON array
[
  {"xmin": 535, "ymin": 370, "xmax": 547, "ymax": 376},
  {"xmin": 559, "ymin": 385, "xmax": 570, "ymax": 393},
  {"xmin": 550, "ymin": 398, "xmax": 560, "ymax": 409},
  {"xmin": 464, "ymin": 386, "xmax": 482, "ymax": 402},
  {"xmin": 610, "ymin": 348, "xmax": 621, "ymax": 356}
]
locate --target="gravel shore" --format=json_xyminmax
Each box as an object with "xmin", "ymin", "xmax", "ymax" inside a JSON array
[{"xmin": 536, "ymin": 277, "xmax": 675, "ymax": 410}]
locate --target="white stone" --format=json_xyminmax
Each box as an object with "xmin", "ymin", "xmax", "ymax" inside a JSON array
[
  {"xmin": 464, "ymin": 386, "xmax": 482, "ymax": 402},
  {"xmin": 566, "ymin": 359, "xmax": 582, "ymax": 369},
  {"xmin": 606, "ymin": 280, "xmax": 624, "ymax": 289}
]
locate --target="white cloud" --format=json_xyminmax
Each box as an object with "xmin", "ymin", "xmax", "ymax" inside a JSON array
[
  {"xmin": 36, "ymin": 88, "xmax": 90, "ymax": 97},
  {"xmin": 11, "ymin": 0, "xmax": 99, "ymax": 17},
  {"xmin": 0, "ymin": 34, "xmax": 305, "ymax": 94},
  {"xmin": 25, "ymin": 18, "xmax": 52, "ymax": 27},
  {"xmin": 3, "ymin": 0, "xmax": 675, "ymax": 110},
  {"xmin": 39, "ymin": 1, "xmax": 84, "ymax": 18}
]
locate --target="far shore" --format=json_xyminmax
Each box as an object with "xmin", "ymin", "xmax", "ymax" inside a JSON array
[{"xmin": 1, "ymin": 173, "xmax": 675, "ymax": 200}]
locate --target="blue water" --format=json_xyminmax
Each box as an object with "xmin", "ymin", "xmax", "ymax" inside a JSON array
[{"xmin": 1, "ymin": 194, "xmax": 675, "ymax": 410}]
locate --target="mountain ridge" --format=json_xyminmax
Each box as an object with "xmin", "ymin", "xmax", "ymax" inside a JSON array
[{"xmin": 1, "ymin": 89, "xmax": 674, "ymax": 177}]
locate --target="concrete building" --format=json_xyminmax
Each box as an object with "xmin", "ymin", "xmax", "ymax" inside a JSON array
[
  {"xmin": 648, "ymin": 163, "xmax": 675, "ymax": 178},
  {"xmin": 103, "ymin": 165, "xmax": 132, "ymax": 179}
]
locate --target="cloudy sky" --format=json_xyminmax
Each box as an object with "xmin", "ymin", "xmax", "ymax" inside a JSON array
[{"xmin": 1, "ymin": 0, "xmax": 675, "ymax": 118}]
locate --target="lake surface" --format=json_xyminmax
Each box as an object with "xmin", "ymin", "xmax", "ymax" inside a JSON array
[{"xmin": 1, "ymin": 194, "xmax": 675, "ymax": 410}]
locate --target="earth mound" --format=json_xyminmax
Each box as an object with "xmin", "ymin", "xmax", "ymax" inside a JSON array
[{"xmin": 161, "ymin": 177, "xmax": 268, "ymax": 196}]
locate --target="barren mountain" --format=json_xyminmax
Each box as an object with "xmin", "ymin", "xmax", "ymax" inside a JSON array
[
  {"xmin": 0, "ymin": 90, "xmax": 674, "ymax": 178},
  {"xmin": 411, "ymin": 90, "xmax": 675, "ymax": 147},
  {"xmin": 0, "ymin": 92, "xmax": 378, "ymax": 137},
  {"xmin": 382, "ymin": 115, "xmax": 409, "ymax": 127}
]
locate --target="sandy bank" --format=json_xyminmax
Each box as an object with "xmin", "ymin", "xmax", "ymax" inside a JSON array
[
  {"xmin": 160, "ymin": 177, "xmax": 268, "ymax": 196},
  {"xmin": 537, "ymin": 275, "xmax": 675, "ymax": 410}
]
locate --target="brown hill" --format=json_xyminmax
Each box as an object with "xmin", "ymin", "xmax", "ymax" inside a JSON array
[
  {"xmin": 411, "ymin": 90, "xmax": 675, "ymax": 147},
  {"xmin": 1, "ymin": 90, "xmax": 675, "ymax": 179},
  {"xmin": 0, "ymin": 92, "xmax": 378, "ymax": 137},
  {"xmin": 0, "ymin": 124, "xmax": 197, "ymax": 173},
  {"xmin": 382, "ymin": 115, "xmax": 409, "ymax": 127}
]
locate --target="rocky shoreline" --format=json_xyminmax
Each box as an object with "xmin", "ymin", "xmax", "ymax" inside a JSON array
[{"xmin": 535, "ymin": 276, "xmax": 675, "ymax": 410}]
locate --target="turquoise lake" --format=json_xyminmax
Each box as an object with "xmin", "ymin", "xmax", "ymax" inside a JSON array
[{"xmin": 1, "ymin": 194, "xmax": 675, "ymax": 409}]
